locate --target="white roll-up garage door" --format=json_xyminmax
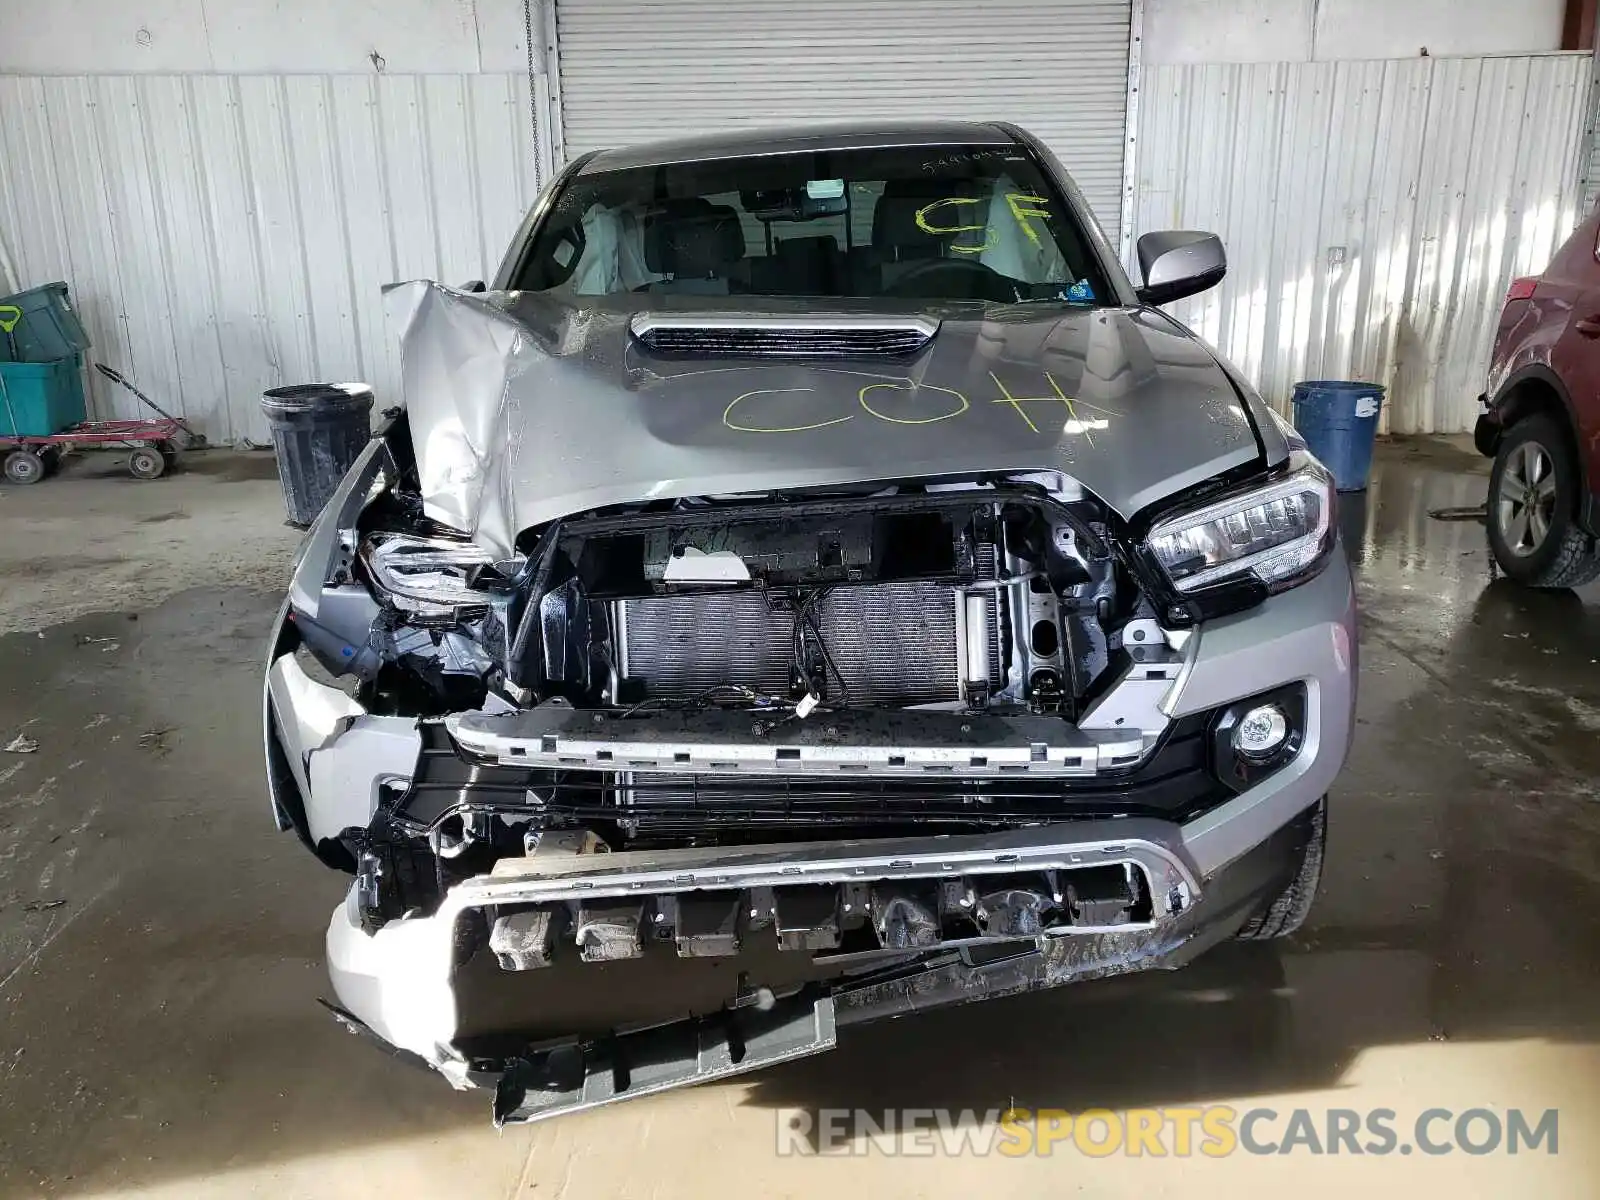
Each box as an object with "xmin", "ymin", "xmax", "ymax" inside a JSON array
[{"xmin": 554, "ymin": 0, "xmax": 1134, "ymax": 236}]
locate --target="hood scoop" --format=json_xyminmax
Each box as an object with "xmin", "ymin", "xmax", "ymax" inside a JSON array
[{"xmin": 629, "ymin": 312, "xmax": 938, "ymax": 359}]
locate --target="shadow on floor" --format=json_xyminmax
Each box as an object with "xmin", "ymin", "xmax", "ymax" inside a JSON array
[{"xmin": 174, "ymin": 449, "xmax": 283, "ymax": 483}]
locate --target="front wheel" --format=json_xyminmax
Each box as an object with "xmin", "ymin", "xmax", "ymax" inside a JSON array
[
  {"xmin": 1236, "ymin": 798, "xmax": 1325, "ymax": 941},
  {"xmin": 1487, "ymin": 415, "xmax": 1600, "ymax": 588}
]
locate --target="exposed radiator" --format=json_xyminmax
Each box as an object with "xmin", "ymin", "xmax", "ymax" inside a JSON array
[{"xmin": 618, "ymin": 582, "xmax": 1002, "ymax": 707}]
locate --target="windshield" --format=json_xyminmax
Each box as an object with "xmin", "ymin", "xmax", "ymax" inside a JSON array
[{"xmin": 512, "ymin": 144, "xmax": 1112, "ymax": 305}]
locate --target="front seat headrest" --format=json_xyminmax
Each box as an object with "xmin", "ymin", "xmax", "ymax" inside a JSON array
[
  {"xmin": 645, "ymin": 201, "xmax": 746, "ymax": 278},
  {"xmin": 872, "ymin": 180, "xmax": 988, "ymax": 262}
]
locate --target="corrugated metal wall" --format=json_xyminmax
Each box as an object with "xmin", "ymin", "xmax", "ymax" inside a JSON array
[
  {"xmin": 0, "ymin": 73, "xmax": 550, "ymax": 442},
  {"xmin": 1581, "ymin": 64, "xmax": 1600, "ymax": 215},
  {"xmin": 1132, "ymin": 53, "xmax": 1593, "ymax": 433},
  {"xmin": 5, "ymin": 53, "xmax": 1587, "ymax": 442}
]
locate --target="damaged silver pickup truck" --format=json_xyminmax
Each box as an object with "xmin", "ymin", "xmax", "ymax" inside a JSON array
[{"xmin": 263, "ymin": 121, "xmax": 1357, "ymax": 1124}]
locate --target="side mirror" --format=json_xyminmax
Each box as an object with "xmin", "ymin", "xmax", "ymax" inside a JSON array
[
  {"xmin": 460, "ymin": 279, "xmax": 487, "ymax": 294},
  {"xmin": 1135, "ymin": 231, "xmax": 1226, "ymax": 306}
]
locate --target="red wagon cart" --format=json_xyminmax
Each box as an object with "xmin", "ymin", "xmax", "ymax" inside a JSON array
[
  {"xmin": 1, "ymin": 416, "xmax": 187, "ymax": 484},
  {"xmin": 0, "ymin": 363, "xmax": 204, "ymax": 485}
]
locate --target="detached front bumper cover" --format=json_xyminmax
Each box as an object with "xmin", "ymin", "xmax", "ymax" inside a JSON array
[{"xmin": 325, "ymin": 807, "xmax": 1313, "ymax": 1126}]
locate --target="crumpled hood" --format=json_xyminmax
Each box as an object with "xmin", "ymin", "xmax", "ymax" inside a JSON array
[{"xmin": 386, "ymin": 283, "xmax": 1262, "ymax": 558}]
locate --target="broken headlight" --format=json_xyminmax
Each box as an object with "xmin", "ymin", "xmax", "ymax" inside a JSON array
[
  {"xmin": 359, "ymin": 532, "xmax": 496, "ymax": 617},
  {"xmin": 1145, "ymin": 459, "xmax": 1335, "ymax": 594}
]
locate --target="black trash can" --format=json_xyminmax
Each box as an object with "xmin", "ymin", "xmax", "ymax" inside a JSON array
[{"xmin": 260, "ymin": 383, "xmax": 375, "ymax": 527}]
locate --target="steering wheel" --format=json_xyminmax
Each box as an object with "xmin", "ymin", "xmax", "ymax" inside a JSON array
[{"xmin": 880, "ymin": 256, "xmax": 1009, "ymax": 301}]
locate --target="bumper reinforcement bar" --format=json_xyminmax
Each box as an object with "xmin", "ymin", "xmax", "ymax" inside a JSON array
[
  {"xmin": 450, "ymin": 824, "xmax": 1200, "ymax": 969},
  {"xmin": 459, "ymin": 824, "xmax": 1199, "ymax": 921},
  {"xmin": 446, "ymin": 707, "xmax": 1149, "ymax": 778}
]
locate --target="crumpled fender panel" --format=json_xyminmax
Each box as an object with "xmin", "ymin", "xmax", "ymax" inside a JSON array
[{"xmin": 383, "ymin": 281, "xmax": 527, "ymax": 552}]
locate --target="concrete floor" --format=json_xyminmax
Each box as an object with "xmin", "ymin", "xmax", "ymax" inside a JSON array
[{"xmin": 1, "ymin": 441, "xmax": 1598, "ymax": 1197}]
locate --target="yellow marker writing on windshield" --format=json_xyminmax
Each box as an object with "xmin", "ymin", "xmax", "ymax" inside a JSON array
[
  {"xmin": 858, "ymin": 380, "xmax": 969, "ymax": 425},
  {"xmin": 914, "ymin": 198, "xmax": 996, "ymax": 254},
  {"xmin": 723, "ymin": 387, "xmax": 853, "ymax": 434},
  {"xmin": 1005, "ymin": 193, "xmax": 1051, "ymax": 248}
]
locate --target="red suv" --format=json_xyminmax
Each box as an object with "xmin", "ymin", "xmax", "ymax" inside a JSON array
[{"xmin": 1476, "ymin": 205, "xmax": 1600, "ymax": 587}]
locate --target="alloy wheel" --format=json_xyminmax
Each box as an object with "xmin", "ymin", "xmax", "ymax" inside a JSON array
[{"xmin": 1496, "ymin": 439, "xmax": 1558, "ymax": 557}]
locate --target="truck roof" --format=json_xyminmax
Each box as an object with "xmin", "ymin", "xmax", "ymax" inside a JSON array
[{"xmin": 576, "ymin": 120, "xmax": 1018, "ymax": 173}]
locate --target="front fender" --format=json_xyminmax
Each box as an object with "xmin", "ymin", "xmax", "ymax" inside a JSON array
[{"xmin": 263, "ymin": 427, "xmax": 401, "ymax": 867}]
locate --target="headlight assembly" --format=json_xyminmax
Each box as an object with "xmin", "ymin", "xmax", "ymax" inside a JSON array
[
  {"xmin": 360, "ymin": 532, "xmax": 496, "ymax": 616},
  {"xmin": 1145, "ymin": 459, "xmax": 1335, "ymax": 594}
]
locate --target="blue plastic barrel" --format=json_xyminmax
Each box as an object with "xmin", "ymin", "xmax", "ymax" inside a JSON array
[{"xmin": 1290, "ymin": 380, "xmax": 1384, "ymax": 492}]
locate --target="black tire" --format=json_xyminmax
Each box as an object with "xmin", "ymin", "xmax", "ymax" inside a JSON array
[
  {"xmin": 1236, "ymin": 798, "xmax": 1325, "ymax": 941},
  {"xmin": 1486, "ymin": 415, "xmax": 1600, "ymax": 588},
  {"xmin": 37, "ymin": 446, "xmax": 62, "ymax": 477},
  {"xmin": 3, "ymin": 448, "xmax": 46, "ymax": 485},
  {"xmin": 128, "ymin": 446, "xmax": 166, "ymax": 480}
]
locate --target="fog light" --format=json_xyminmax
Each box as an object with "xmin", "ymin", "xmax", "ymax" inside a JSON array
[
  {"xmin": 1233, "ymin": 704, "xmax": 1288, "ymax": 758},
  {"xmin": 1211, "ymin": 686, "xmax": 1305, "ymax": 793}
]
